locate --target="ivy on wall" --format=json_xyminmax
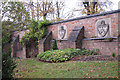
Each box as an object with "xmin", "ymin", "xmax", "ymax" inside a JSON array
[
  {"xmin": 2, "ymin": 21, "xmax": 17, "ymax": 79},
  {"xmin": 20, "ymin": 20, "xmax": 50, "ymax": 46}
]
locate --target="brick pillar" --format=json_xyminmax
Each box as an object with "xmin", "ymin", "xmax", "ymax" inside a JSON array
[
  {"xmin": 38, "ymin": 43, "xmax": 44, "ymax": 54},
  {"xmin": 68, "ymin": 41, "xmax": 76, "ymax": 49},
  {"xmin": 11, "ymin": 44, "xmax": 14, "ymax": 57},
  {"xmin": 22, "ymin": 45, "xmax": 26, "ymax": 59},
  {"xmin": 11, "ymin": 43, "xmax": 17, "ymax": 57}
]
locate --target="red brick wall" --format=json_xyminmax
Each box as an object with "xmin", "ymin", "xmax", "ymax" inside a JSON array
[
  {"xmin": 82, "ymin": 40, "xmax": 118, "ymax": 56},
  {"xmin": 48, "ymin": 13, "xmax": 119, "ymax": 39},
  {"xmin": 57, "ymin": 40, "xmax": 70, "ymax": 49},
  {"xmin": 26, "ymin": 42, "xmax": 38, "ymax": 58},
  {"xmin": 11, "ymin": 11, "xmax": 120, "ymax": 57},
  {"xmin": 47, "ymin": 12, "xmax": 119, "ymax": 56}
]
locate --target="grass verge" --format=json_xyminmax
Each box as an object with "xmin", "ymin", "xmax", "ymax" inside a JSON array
[{"xmin": 13, "ymin": 58, "xmax": 118, "ymax": 78}]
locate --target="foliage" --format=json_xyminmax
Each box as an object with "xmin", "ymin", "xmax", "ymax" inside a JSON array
[
  {"xmin": 13, "ymin": 59, "xmax": 118, "ymax": 78},
  {"xmin": 105, "ymin": 38, "xmax": 113, "ymax": 42},
  {"xmin": 37, "ymin": 48, "xmax": 98, "ymax": 62},
  {"xmin": 76, "ymin": 0, "xmax": 113, "ymax": 15},
  {"xmin": 2, "ymin": 2, "xmax": 31, "ymax": 30},
  {"xmin": 20, "ymin": 20, "xmax": 50, "ymax": 45},
  {"xmin": 29, "ymin": 52, "xmax": 33, "ymax": 58},
  {"xmin": 2, "ymin": 21, "xmax": 13, "ymax": 51},
  {"xmin": 2, "ymin": 23, "xmax": 16, "ymax": 78},
  {"xmin": 2, "ymin": 31, "xmax": 11, "ymax": 50},
  {"xmin": 2, "ymin": 48, "xmax": 16, "ymax": 79},
  {"xmin": 112, "ymin": 53, "xmax": 116, "ymax": 57},
  {"xmin": 22, "ymin": 0, "xmax": 73, "ymax": 21},
  {"xmin": 51, "ymin": 39, "xmax": 58, "ymax": 50},
  {"xmin": 26, "ymin": 0, "xmax": 54, "ymax": 20},
  {"xmin": 90, "ymin": 36, "xmax": 97, "ymax": 38},
  {"xmin": 39, "ymin": 1, "xmax": 54, "ymax": 20},
  {"xmin": 2, "ymin": 2, "xmax": 30, "ymax": 78}
]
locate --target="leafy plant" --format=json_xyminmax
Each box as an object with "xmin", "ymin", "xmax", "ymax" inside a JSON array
[
  {"xmin": 2, "ymin": 48, "xmax": 16, "ymax": 79},
  {"xmin": 105, "ymin": 38, "xmax": 113, "ymax": 42},
  {"xmin": 37, "ymin": 48, "xmax": 98, "ymax": 63},
  {"xmin": 90, "ymin": 36, "xmax": 97, "ymax": 38},
  {"xmin": 51, "ymin": 39, "xmax": 58, "ymax": 50},
  {"xmin": 29, "ymin": 52, "xmax": 33, "ymax": 58},
  {"xmin": 112, "ymin": 52, "xmax": 116, "ymax": 57},
  {"xmin": 81, "ymin": 48, "xmax": 98, "ymax": 55},
  {"xmin": 20, "ymin": 20, "xmax": 50, "ymax": 45}
]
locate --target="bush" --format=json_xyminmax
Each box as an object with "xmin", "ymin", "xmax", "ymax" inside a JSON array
[
  {"xmin": 112, "ymin": 53, "xmax": 116, "ymax": 57},
  {"xmin": 2, "ymin": 48, "xmax": 16, "ymax": 79},
  {"xmin": 51, "ymin": 39, "xmax": 58, "ymax": 50},
  {"xmin": 37, "ymin": 48, "xmax": 98, "ymax": 62},
  {"xmin": 20, "ymin": 20, "xmax": 50, "ymax": 46}
]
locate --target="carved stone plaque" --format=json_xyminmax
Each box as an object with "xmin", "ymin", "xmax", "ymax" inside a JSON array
[
  {"xmin": 95, "ymin": 18, "xmax": 111, "ymax": 37},
  {"xmin": 58, "ymin": 25, "xmax": 67, "ymax": 39}
]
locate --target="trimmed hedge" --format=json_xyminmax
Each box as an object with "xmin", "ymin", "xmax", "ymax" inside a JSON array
[{"xmin": 37, "ymin": 48, "xmax": 98, "ymax": 62}]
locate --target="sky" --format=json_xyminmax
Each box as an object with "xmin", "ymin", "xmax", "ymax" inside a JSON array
[
  {"xmin": 21, "ymin": 0, "xmax": 120, "ymax": 18},
  {"xmin": 65, "ymin": 0, "xmax": 119, "ymax": 10},
  {"xmin": 16, "ymin": 0, "xmax": 120, "ymax": 10},
  {"xmin": 6, "ymin": 0, "xmax": 120, "ymax": 10},
  {"xmin": 2, "ymin": 0, "xmax": 120, "ymax": 20}
]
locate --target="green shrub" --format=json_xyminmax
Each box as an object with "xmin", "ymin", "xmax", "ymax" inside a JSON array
[
  {"xmin": 20, "ymin": 20, "xmax": 50, "ymax": 46},
  {"xmin": 37, "ymin": 48, "xmax": 98, "ymax": 63},
  {"xmin": 112, "ymin": 53, "xmax": 116, "ymax": 57},
  {"xmin": 81, "ymin": 48, "xmax": 98, "ymax": 55},
  {"xmin": 51, "ymin": 39, "xmax": 58, "ymax": 50},
  {"xmin": 2, "ymin": 48, "xmax": 16, "ymax": 79}
]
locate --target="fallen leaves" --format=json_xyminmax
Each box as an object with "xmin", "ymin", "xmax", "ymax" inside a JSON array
[{"xmin": 13, "ymin": 59, "xmax": 118, "ymax": 78}]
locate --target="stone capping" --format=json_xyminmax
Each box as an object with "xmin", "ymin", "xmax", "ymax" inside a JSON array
[
  {"xmin": 39, "ymin": 31, "xmax": 52, "ymax": 44},
  {"xmin": 48, "ymin": 9, "xmax": 120, "ymax": 25},
  {"xmin": 75, "ymin": 26, "xmax": 84, "ymax": 42},
  {"xmin": 68, "ymin": 26, "xmax": 84, "ymax": 42},
  {"xmin": 12, "ymin": 35, "xmax": 19, "ymax": 43},
  {"xmin": 44, "ymin": 31, "xmax": 52, "ymax": 42},
  {"xmin": 56, "ymin": 39, "xmax": 68, "ymax": 41},
  {"xmin": 83, "ymin": 37, "xmax": 117, "ymax": 40}
]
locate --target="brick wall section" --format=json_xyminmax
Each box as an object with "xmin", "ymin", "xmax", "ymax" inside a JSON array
[
  {"xmin": 11, "ymin": 43, "xmax": 17, "ymax": 57},
  {"xmin": 48, "ymin": 13, "xmax": 119, "ymax": 39},
  {"xmin": 57, "ymin": 40, "xmax": 69, "ymax": 49},
  {"xmin": 118, "ymin": 13, "xmax": 120, "ymax": 56},
  {"xmin": 82, "ymin": 40, "xmax": 118, "ymax": 56},
  {"xmin": 38, "ymin": 44, "xmax": 44, "ymax": 54},
  {"xmin": 47, "ymin": 11, "xmax": 119, "ymax": 56},
  {"xmin": 38, "ymin": 31, "xmax": 52, "ymax": 53},
  {"xmin": 11, "ymin": 10, "xmax": 120, "ymax": 57},
  {"xmin": 75, "ymin": 26, "xmax": 84, "ymax": 49},
  {"xmin": 56, "ymin": 26, "xmax": 84, "ymax": 49},
  {"xmin": 26, "ymin": 42, "xmax": 38, "ymax": 58},
  {"xmin": 44, "ymin": 31, "xmax": 52, "ymax": 51},
  {"xmin": 16, "ymin": 46, "xmax": 26, "ymax": 59},
  {"xmin": 11, "ymin": 36, "xmax": 19, "ymax": 57}
]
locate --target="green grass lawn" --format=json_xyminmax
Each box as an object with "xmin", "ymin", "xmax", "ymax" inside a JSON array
[{"xmin": 13, "ymin": 58, "xmax": 118, "ymax": 78}]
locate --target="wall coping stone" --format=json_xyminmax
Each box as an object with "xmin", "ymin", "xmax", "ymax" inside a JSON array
[
  {"xmin": 39, "ymin": 31, "xmax": 52, "ymax": 44},
  {"xmin": 56, "ymin": 39, "xmax": 68, "ymax": 41},
  {"xmin": 83, "ymin": 37, "xmax": 117, "ymax": 40},
  {"xmin": 49, "ymin": 9, "xmax": 120, "ymax": 25}
]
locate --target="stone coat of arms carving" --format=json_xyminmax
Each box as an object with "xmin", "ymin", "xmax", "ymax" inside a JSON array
[
  {"xmin": 95, "ymin": 18, "xmax": 111, "ymax": 37},
  {"xmin": 58, "ymin": 25, "xmax": 67, "ymax": 39}
]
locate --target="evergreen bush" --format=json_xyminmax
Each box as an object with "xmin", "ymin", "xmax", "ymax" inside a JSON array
[
  {"xmin": 2, "ymin": 48, "xmax": 16, "ymax": 79},
  {"xmin": 51, "ymin": 39, "xmax": 58, "ymax": 50}
]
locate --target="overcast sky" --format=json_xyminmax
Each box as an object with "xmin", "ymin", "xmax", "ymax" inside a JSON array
[
  {"xmin": 2, "ymin": 0, "xmax": 120, "ymax": 20},
  {"xmin": 17, "ymin": 0, "xmax": 119, "ymax": 10},
  {"xmin": 20, "ymin": 0, "xmax": 120, "ymax": 18}
]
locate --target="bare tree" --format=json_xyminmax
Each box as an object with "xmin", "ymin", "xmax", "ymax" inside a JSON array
[{"xmin": 75, "ymin": 0, "xmax": 113, "ymax": 15}]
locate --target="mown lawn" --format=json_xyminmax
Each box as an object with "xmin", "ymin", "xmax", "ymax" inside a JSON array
[{"xmin": 13, "ymin": 58, "xmax": 118, "ymax": 78}]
